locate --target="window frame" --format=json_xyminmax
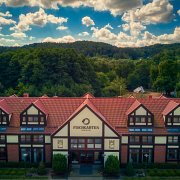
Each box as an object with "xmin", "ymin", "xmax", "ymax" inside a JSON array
[
  {"xmin": 165, "ymin": 105, "xmax": 180, "ymax": 127},
  {"xmin": 70, "ymin": 138, "xmax": 102, "ymax": 150},
  {"xmin": 128, "ymin": 105, "xmax": 154, "ymax": 127},
  {"xmin": 19, "ymin": 134, "xmax": 44, "ymax": 144},
  {"xmin": 0, "ymin": 109, "xmax": 9, "ymax": 126},
  {"xmin": 129, "ymin": 135, "xmax": 154, "ymax": 144},
  {"xmin": 20, "ymin": 105, "xmax": 46, "ymax": 126},
  {"xmin": 20, "ymin": 147, "xmax": 44, "ymax": 163},
  {"xmin": 0, "ymin": 147, "xmax": 7, "ymax": 161},
  {"xmin": 0, "ymin": 134, "xmax": 6, "ymax": 144}
]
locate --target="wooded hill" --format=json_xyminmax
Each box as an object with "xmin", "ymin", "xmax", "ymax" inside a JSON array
[
  {"xmin": 0, "ymin": 41, "xmax": 179, "ymax": 97},
  {"xmin": 0, "ymin": 41, "xmax": 180, "ymax": 60}
]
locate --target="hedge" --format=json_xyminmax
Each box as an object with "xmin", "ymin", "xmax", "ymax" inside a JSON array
[
  {"xmin": 0, "ymin": 162, "xmax": 51, "ymax": 168},
  {"xmin": 121, "ymin": 163, "xmax": 180, "ymax": 169}
]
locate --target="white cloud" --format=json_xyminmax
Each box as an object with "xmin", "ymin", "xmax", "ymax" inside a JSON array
[
  {"xmin": 1, "ymin": 0, "xmax": 142, "ymax": 16},
  {"xmin": 91, "ymin": 26, "xmax": 117, "ymax": 41},
  {"xmin": 78, "ymin": 32, "xmax": 89, "ymax": 36},
  {"xmin": 0, "ymin": 11, "xmax": 12, "ymax": 17},
  {"xmin": 42, "ymin": 35, "xmax": 75, "ymax": 43},
  {"xmin": 13, "ymin": 43, "xmax": 20, "ymax": 47},
  {"xmin": 0, "ymin": 37, "xmax": 15, "ymax": 43},
  {"xmin": 177, "ymin": 10, "xmax": 180, "ymax": 16},
  {"xmin": 104, "ymin": 23, "xmax": 113, "ymax": 30},
  {"xmin": 56, "ymin": 25, "xmax": 68, "ymax": 30},
  {"xmin": 0, "ymin": 16, "xmax": 16, "ymax": 25},
  {"xmin": 10, "ymin": 8, "xmax": 68, "ymax": 32},
  {"xmin": 11, "ymin": 32, "xmax": 27, "ymax": 38},
  {"xmin": 122, "ymin": 0, "xmax": 174, "ymax": 24},
  {"xmin": 115, "ymin": 27, "xmax": 180, "ymax": 47},
  {"xmin": 82, "ymin": 16, "xmax": 95, "ymax": 27},
  {"xmin": 122, "ymin": 23, "xmax": 130, "ymax": 31}
]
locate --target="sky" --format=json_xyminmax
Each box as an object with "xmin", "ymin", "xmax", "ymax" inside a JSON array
[{"xmin": 0, "ymin": 0, "xmax": 179, "ymax": 47}]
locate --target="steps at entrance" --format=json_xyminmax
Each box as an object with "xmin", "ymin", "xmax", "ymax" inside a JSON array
[{"xmin": 79, "ymin": 165, "xmax": 93, "ymax": 175}]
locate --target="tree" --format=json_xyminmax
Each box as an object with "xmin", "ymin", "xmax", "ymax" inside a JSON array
[
  {"xmin": 104, "ymin": 155, "xmax": 120, "ymax": 176},
  {"xmin": 106, "ymin": 77, "xmax": 127, "ymax": 96},
  {"xmin": 152, "ymin": 60, "xmax": 179, "ymax": 95},
  {"xmin": 52, "ymin": 154, "xmax": 67, "ymax": 174}
]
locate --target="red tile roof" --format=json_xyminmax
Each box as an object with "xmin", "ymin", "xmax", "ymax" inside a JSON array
[
  {"xmin": 32, "ymin": 99, "xmax": 48, "ymax": 116},
  {"xmin": 162, "ymin": 100, "xmax": 179, "ymax": 115},
  {"xmin": 126, "ymin": 99, "xmax": 141, "ymax": 115},
  {"xmin": 0, "ymin": 99, "xmax": 12, "ymax": 114},
  {"xmin": 0, "ymin": 93, "xmax": 180, "ymax": 135}
]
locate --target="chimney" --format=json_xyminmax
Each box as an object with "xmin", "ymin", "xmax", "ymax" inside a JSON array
[
  {"xmin": 148, "ymin": 95, "xmax": 152, "ymax": 99},
  {"xmin": 23, "ymin": 93, "xmax": 29, "ymax": 97}
]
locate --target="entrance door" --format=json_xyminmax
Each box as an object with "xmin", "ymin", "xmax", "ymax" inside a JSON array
[{"xmin": 80, "ymin": 152, "xmax": 94, "ymax": 164}]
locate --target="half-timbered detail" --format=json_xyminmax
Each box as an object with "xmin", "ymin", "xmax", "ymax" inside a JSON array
[
  {"xmin": 126, "ymin": 100, "xmax": 154, "ymax": 127},
  {"xmin": 0, "ymin": 99, "xmax": 12, "ymax": 126},
  {"xmin": 0, "ymin": 93, "xmax": 179, "ymax": 165},
  {"xmin": 20, "ymin": 99, "xmax": 48, "ymax": 126},
  {"xmin": 163, "ymin": 101, "xmax": 180, "ymax": 127}
]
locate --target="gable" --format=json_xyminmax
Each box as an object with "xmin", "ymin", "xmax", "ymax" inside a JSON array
[
  {"xmin": 26, "ymin": 105, "xmax": 39, "ymax": 115},
  {"xmin": 70, "ymin": 107, "xmax": 103, "ymax": 137},
  {"xmin": 134, "ymin": 106, "xmax": 147, "ymax": 115},
  {"xmin": 173, "ymin": 106, "xmax": 180, "ymax": 115},
  {"xmin": 54, "ymin": 125, "xmax": 68, "ymax": 137},
  {"xmin": 104, "ymin": 125, "xmax": 118, "ymax": 137}
]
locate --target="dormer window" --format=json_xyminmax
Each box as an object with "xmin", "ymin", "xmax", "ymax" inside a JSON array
[
  {"xmin": 20, "ymin": 100, "xmax": 47, "ymax": 126},
  {"xmin": 163, "ymin": 101, "xmax": 180, "ymax": 127},
  {"xmin": 0, "ymin": 109, "xmax": 9, "ymax": 125},
  {"xmin": 0, "ymin": 99, "xmax": 11, "ymax": 126},
  {"xmin": 126, "ymin": 100, "xmax": 153, "ymax": 127}
]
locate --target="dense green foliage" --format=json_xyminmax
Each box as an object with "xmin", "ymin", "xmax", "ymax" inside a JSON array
[
  {"xmin": 0, "ymin": 42, "xmax": 179, "ymax": 97},
  {"xmin": 125, "ymin": 163, "xmax": 135, "ymax": 176},
  {"xmin": 37, "ymin": 162, "xmax": 47, "ymax": 175},
  {"xmin": 104, "ymin": 155, "xmax": 120, "ymax": 176},
  {"xmin": 52, "ymin": 154, "xmax": 67, "ymax": 174},
  {"xmin": 1, "ymin": 41, "xmax": 180, "ymax": 59}
]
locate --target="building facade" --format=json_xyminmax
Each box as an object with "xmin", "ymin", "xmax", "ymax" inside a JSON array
[{"xmin": 0, "ymin": 93, "xmax": 180, "ymax": 165}]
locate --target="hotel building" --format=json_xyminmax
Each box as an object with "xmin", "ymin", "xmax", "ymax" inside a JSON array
[{"xmin": 0, "ymin": 93, "xmax": 179, "ymax": 165}]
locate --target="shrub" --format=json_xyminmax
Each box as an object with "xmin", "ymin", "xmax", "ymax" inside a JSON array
[
  {"xmin": 104, "ymin": 155, "xmax": 120, "ymax": 176},
  {"xmin": 52, "ymin": 154, "xmax": 67, "ymax": 174},
  {"xmin": 37, "ymin": 162, "xmax": 47, "ymax": 175},
  {"xmin": 125, "ymin": 163, "xmax": 135, "ymax": 176}
]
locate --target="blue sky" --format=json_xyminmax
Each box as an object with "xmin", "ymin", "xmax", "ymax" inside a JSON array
[{"xmin": 0, "ymin": 0, "xmax": 179, "ymax": 47}]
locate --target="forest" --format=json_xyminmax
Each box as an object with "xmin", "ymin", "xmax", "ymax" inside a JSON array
[{"xmin": 0, "ymin": 41, "xmax": 179, "ymax": 97}]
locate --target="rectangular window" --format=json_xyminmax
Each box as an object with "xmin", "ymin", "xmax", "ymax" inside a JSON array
[
  {"xmin": 0, "ymin": 135, "xmax": 5, "ymax": 143},
  {"xmin": 142, "ymin": 136, "xmax": 153, "ymax": 144},
  {"xmin": 168, "ymin": 136, "xmax": 178, "ymax": 144},
  {"xmin": 173, "ymin": 117, "xmax": 180, "ymax": 123},
  {"xmin": 33, "ymin": 135, "xmax": 44, "ymax": 143},
  {"xmin": 20, "ymin": 148, "xmax": 31, "ymax": 162},
  {"xmin": 129, "ymin": 136, "xmax": 140, "ymax": 143},
  {"xmin": 33, "ymin": 148, "xmax": 44, "ymax": 162},
  {"xmin": 70, "ymin": 138, "xmax": 102, "ymax": 149},
  {"xmin": 167, "ymin": 149, "xmax": 178, "ymax": 160},
  {"xmin": 20, "ymin": 135, "xmax": 31, "ymax": 143},
  {"xmin": 0, "ymin": 147, "xmax": 6, "ymax": 161},
  {"xmin": 129, "ymin": 149, "xmax": 140, "ymax": 163}
]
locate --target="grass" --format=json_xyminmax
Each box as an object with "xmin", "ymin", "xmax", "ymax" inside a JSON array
[
  {"xmin": 147, "ymin": 169, "xmax": 180, "ymax": 177},
  {"xmin": 0, "ymin": 168, "xmax": 48, "ymax": 179},
  {"xmin": 125, "ymin": 178, "xmax": 180, "ymax": 180},
  {"xmin": 0, "ymin": 169, "xmax": 26, "ymax": 175}
]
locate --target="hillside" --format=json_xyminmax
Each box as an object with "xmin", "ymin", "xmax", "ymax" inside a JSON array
[
  {"xmin": 0, "ymin": 41, "xmax": 180, "ymax": 60},
  {"xmin": 0, "ymin": 42, "xmax": 179, "ymax": 97}
]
